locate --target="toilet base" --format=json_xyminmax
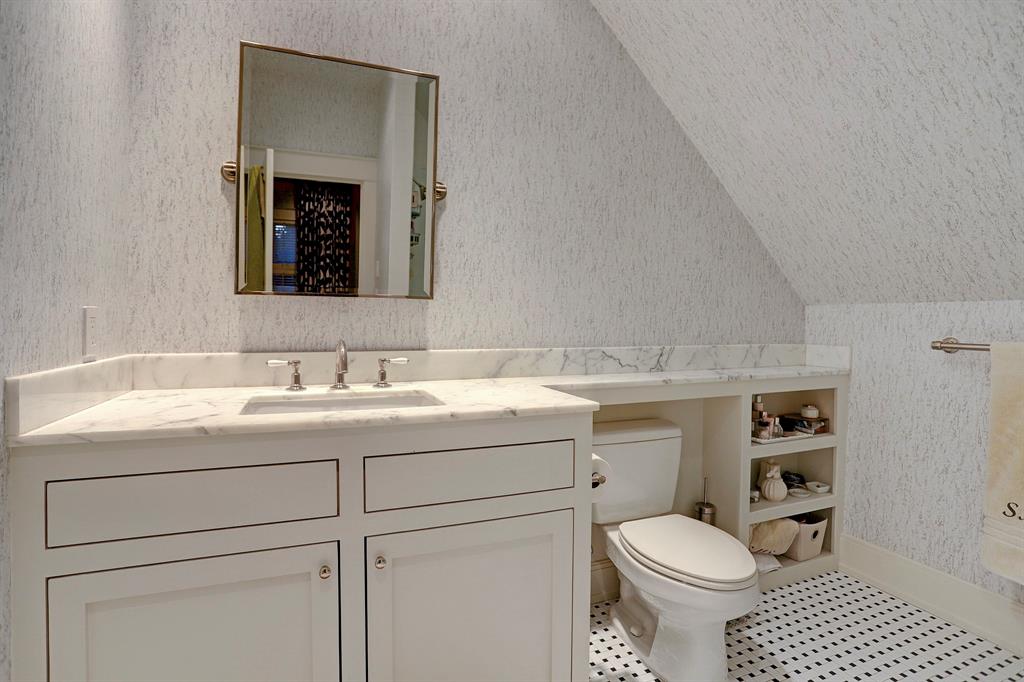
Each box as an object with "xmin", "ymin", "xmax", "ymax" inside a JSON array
[{"xmin": 609, "ymin": 575, "xmax": 731, "ymax": 682}]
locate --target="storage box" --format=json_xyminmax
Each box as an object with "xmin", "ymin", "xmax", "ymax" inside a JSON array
[
  {"xmin": 784, "ymin": 513, "xmax": 827, "ymax": 561},
  {"xmin": 779, "ymin": 414, "xmax": 829, "ymax": 435}
]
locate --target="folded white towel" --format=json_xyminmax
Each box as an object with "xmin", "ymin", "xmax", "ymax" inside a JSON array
[
  {"xmin": 981, "ymin": 343, "xmax": 1024, "ymax": 585},
  {"xmin": 752, "ymin": 552, "xmax": 782, "ymax": 574}
]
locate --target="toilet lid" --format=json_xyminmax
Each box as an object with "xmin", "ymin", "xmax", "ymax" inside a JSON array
[{"xmin": 618, "ymin": 515, "xmax": 757, "ymax": 591}]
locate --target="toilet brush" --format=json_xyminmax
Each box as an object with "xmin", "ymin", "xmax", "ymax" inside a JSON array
[{"xmin": 695, "ymin": 477, "xmax": 717, "ymax": 526}]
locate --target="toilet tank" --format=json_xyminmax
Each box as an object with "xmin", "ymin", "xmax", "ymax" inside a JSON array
[{"xmin": 592, "ymin": 419, "xmax": 682, "ymax": 524}]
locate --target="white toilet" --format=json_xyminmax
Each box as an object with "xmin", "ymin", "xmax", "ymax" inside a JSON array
[{"xmin": 593, "ymin": 419, "xmax": 760, "ymax": 682}]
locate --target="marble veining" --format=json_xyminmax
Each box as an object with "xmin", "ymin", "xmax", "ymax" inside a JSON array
[
  {"xmin": 130, "ymin": 344, "xmax": 809, "ymax": 390},
  {"xmin": 7, "ymin": 364, "xmax": 846, "ymax": 447},
  {"xmin": 7, "ymin": 344, "xmax": 845, "ymax": 437},
  {"xmin": 805, "ymin": 344, "xmax": 852, "ymax": 370},
  {"xmin": 6, "ymin": 380, "xmax": 596, "ymax": 447}
]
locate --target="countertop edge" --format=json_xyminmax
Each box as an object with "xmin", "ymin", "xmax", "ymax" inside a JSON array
[{"xmin": 7, "ymin": 365, "xmax": 849, "ymax": 448}]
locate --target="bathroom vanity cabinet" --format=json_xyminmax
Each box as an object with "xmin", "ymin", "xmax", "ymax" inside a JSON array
[
  {"xmin": 366, "ymin": 511, "xmax": 574, "ymax": 680},
  {"xmin": 7, "ymin": 345, "xmax": 851, "ymax": 680},
  {"xmin": 48, "ymin": 543, "xmax": 342, "ymax": 681},
  {"xmin": 9, "ymin": 415, "xmax": 594, "ymax": 682}
]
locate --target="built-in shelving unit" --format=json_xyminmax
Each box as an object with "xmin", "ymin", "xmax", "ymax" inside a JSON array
[
  {"xmin": 761, "ymin": 550, "xmax": 836, "ymax": 590},
  {"xmin": 741, "ymin": 386, "xmax": 845, "ymax": 589},
  {"xmin": 748, "ymin": 433, "xmax": 837, "ymax": 458},
  {"xmin": 701, "ymin": 379, "xmax": 847, "ymax": 591},
  {"xmin": 748, "ymin": 492, "xmax": 836, "ymax": 524},
  {"xmin": 588, "ymin": 371, "xmax": 848, "ymax": 601}
]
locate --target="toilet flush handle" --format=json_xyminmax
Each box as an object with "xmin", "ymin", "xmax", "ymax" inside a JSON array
[{"xmin": 592, "ymin": 472, "xmax": 607, "ymax": 488}]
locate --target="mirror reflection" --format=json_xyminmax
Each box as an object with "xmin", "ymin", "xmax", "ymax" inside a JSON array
[{"xmin": 236, "ymin": 43, "xmax": 438, "ymax": 298}]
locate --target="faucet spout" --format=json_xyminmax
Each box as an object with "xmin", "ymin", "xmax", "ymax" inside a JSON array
[{"xmin": 331, "ymin": 339, "xmax": 350, "ymax": 389}]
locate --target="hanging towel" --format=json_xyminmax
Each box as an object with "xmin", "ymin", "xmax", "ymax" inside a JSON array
[
  {"xmin": 243, "ymin": 165, "xmax": 266, "ymax": 292},
  {"xmin": 981, "ymin": 343, "xmax": 1024, "ymax": 585}
]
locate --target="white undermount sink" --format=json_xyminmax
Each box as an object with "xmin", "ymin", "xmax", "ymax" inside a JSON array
[{"xmin": 241, "ymin": 389, "xmax": 443, "ymax": 415}]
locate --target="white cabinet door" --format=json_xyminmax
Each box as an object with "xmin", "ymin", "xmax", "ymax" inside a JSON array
[
  {"xmin": 366, "ymin": 510, "xmax": 573, "ymax": 682},
  {"xmin": 48, "ymin": 543, "xmax": 340, "ymax": 682}
]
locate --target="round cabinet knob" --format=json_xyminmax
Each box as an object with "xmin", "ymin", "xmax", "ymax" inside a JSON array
[
  {"xmin": 318, "ymin": 565, "xmax": 332, "ymax": 580},
  {"xmin": 374, "ymin": 556, "xmax": 387, "ymax": 570}
]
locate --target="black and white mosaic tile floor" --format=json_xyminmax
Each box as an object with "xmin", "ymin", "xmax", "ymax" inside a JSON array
[{"xmin": 590, "ymin": 572, "xmax": 1024, "ymax": 682}]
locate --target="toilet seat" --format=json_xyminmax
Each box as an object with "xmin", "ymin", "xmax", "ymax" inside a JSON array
[{"xmin": 618, "ymin": 514, "xmax": 758, "ymax": 591}]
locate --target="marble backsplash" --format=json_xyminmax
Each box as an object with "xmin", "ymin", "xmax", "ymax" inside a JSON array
[
  {"xmin": 6, "ymin": 344, "xmax": 848, "ymax": 436},
  {"xmin": 3, "ymin": 355, "xmax": 132, "ymax": 435}
]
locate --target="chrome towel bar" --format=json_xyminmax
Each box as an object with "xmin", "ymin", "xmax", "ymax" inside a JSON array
[{"xmin": 931, "ymin": 337, "xmax": 991, "ymax": 353}]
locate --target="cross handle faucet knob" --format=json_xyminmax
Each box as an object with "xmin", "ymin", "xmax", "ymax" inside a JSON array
[
  {"xmin": 374, "ymin": 357, "xmax": 409, "ymax": 388},
  {"xmin": 266, "ymin": 359, "xmax": 306, "ymax": 391}
]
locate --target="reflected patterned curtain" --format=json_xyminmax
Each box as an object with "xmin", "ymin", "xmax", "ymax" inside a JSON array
[{"xmin": 295, "ymin": 181, "xmax": 358, "ymax": 294}]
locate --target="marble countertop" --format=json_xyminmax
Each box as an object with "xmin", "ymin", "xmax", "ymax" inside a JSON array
[{"xmin": 8, "ymin": 364, "xmax": 846, "ymax": 447}]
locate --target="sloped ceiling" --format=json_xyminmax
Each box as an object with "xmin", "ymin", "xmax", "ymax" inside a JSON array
[{"xmin": 592, "ymin": 0, "xmax": 1024, "ymax": 304}]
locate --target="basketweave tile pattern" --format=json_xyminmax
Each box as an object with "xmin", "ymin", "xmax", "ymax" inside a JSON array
[{"xmin": 589, "ymin": 572, "xmax": 1024, "ymax": 682}]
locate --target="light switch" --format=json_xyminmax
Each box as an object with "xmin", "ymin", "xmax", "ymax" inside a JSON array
[{"xmin": 82, "ymin": 306, "xmax": 98, "ymax": 363}]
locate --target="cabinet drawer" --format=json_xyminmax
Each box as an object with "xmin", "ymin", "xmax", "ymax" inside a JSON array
[
  {"xmin": 364, "ymin": 440, "xmax": 574, "ymax": 512},
  {"xmin": 46, "ymin": 460, "xmax": 339, "ymax": 547}
]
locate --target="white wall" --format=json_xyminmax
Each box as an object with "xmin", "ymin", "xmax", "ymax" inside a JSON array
[
  {"xmin": 593, "ymin": 0, "xmax": 1024, "ymax": 304},
  {"xmin": 806, "ymin": 301, "xmax": 1024, "ymax": 603},
  {"xmin": 243, "ymin": 47, "xmax": 384, "ymax": 158},
  {"xmin": 0, "ymin": 0, "xmax": 804, "ymax": 673},
  {"xmin": 121, "ymin": 0, "xmax": 802, "ymax": 353},
  {"xmin": 598, "ymin": 0, "xmax": 1024, "ymax": 611},
  {"xmin": 0, "ymin": 1, "xmax": 133, "ymax": 673},
  {"xmin": 375, "ymin": 73, "xmax": 417, "ymax": 295}
]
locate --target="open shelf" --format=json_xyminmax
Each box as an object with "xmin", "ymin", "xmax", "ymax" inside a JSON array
[
  {"xmin": 736, "ymin": 382, "xmax": 845, "ymax": 591},
  {"xmin": 749, "ymin": 388, "xmax": 835, "ymax": 446},
  {"xmin": 748, "ymin": 447, "xmax": 835, "ymax": 520},
  {"xmin": 759, "ymin": 550, "xmax": 837, "ymax": 591},
  {"xmin": 751, "ymin": 505, "xmax": 837, "ymax": 590},
  {"xmin": 587, "ymin": 375, "xmax": 847, "ymax": 601},
  {"xmin": 748, "ymin": 433, "xmax": 837, "ymax": 459},
  {"xmin": 748, "ymin": 493, "xmax": 836, "ymax": 523}
]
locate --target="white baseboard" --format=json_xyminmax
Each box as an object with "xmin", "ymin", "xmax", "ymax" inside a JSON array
[
  {"xmin": 840, "ymin": 534, "xmax": 1024, "ymax": 656},
  {"xmin": 591, "ymin": 558, "xmax": 619, "ymax": 603}
]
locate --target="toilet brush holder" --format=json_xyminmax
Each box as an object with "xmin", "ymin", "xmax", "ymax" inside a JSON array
[
  {"xmin": 695, "ymin": 477, "xmax": 716, "ymax": 526},
  {"xmin": 695, "ymin": 501, "xmax": 716, "ymax": 526}
]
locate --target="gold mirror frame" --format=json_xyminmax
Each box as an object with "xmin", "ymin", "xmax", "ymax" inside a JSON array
[{"xmin": 227, "ymin": 40, "xmax": 443, "ymax": 299}]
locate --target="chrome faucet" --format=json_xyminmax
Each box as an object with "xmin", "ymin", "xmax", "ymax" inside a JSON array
[
  {"xmin": 266, "ymin": 359, "xmax": 306, "ymax": 391},
  {"xmin": 331, "ymin": 339, "xmax": 349, "ymax": 389},
  {"xmin": 374, "ymin": 357, "xmax": 409, "ymax": 388}
]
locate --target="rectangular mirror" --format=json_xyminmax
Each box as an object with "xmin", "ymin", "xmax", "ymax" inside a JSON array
[{"xmin": 234, "ymin": 42, "xmax": 439, "ymax": 298}]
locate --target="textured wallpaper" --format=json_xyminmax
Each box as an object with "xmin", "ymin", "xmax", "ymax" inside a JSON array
[
  {"xmin": 592, "ymin": 0, "xmax": 1024, "ymax": 304},
  {"xmin": 0, "ymin": 2, "xmax": 133, "ymax": 674},
  {"xmin": 0, "ymin": 0, "xmax": 804, "ymax": 673},
  {"xmin": 806, "ymin": 301, "xmax": 1024, "ymax": 603},
  {"xmin": 244, "ymin": 47, "xmax": 385, "ymax": 158},
  {"xmin": 123, "ymin": 0, "xmax": 802, "ymax": 354}
]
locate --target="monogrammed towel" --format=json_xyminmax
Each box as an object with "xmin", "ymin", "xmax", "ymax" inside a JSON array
[{"xmin": 981, "ymin": 343, "xmax": 1024, "ymax": 585}]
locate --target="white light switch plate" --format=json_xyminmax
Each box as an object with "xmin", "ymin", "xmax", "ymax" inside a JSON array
[{"xmin": 82, "ymin": 306, "xmax": 98, "ymax": 363}]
